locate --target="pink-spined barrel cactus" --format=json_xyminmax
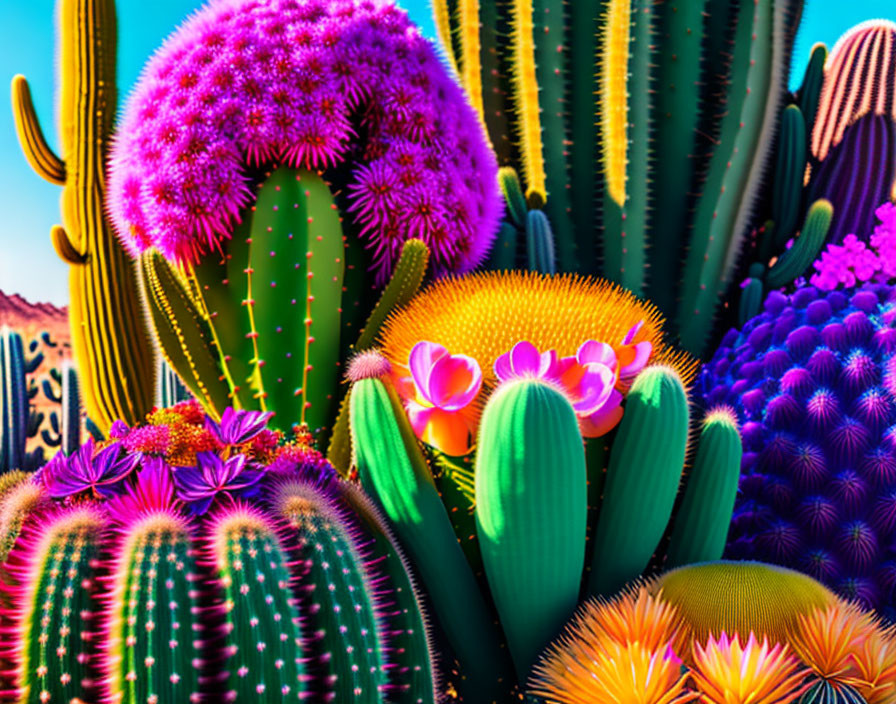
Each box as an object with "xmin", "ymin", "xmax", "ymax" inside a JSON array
[
  {"xmin": 0, "ymin": 401, "xmax": 436, "ymax": 703},
  {"xmin": 700, "ymin": 284, "xmax": 896, "ymax": 618},
  {"xmin": 109, "ymin": 0, "xmax": 500, "ymax": 277},
  {"xmin": 110, "ymin": 0, "xmax": 501, "ymax": 440}
]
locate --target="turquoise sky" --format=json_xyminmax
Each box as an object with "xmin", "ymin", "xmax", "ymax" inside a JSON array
[{"xmin": 0, "ymin": 0, "xmax": 892, "ymax": 306}]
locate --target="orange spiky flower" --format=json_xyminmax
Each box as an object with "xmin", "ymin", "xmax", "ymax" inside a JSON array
[
  {"xmin": 532, "ymin": 639, "xmax": 697, "ymax": 704},
  {"xmin": 852, "ymin": 624, "xmax": 896, "ymax": 704},
  {"xmin": 380, "ymin": 271, "xmax": 697, "ymax": 394},
  {"xmin": 690, "ymin": 633, "xmax": 810, "ymax": 704},
  {"xmin": 530, "ymin": 588, "xmax": 694, "ymax": 704},
  {"xmin": 787, "ymin": 600, "xmax": 878, "ymax": 687}
]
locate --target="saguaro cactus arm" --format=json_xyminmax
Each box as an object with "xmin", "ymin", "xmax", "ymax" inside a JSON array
[{"xmin": 10, "ymin": 75, "xmax": 66, "ymax": 185}]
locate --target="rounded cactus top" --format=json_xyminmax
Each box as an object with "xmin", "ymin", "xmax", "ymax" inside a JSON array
[{"xmin": 108, "ymin": 0, "xmax": 501, "ymax": 281}]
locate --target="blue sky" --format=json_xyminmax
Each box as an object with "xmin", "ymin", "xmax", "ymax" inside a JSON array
[{"xmin": 0, "ymin": 0, "xmax": 891, "ymax": 306}]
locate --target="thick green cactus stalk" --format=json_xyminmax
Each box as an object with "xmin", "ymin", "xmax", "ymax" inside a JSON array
[
  {"xmin": 588, "ymin": 366, "xmax": 690, "ymax": 597},
  {"xmin": 349, "ymin": 365, "xmax": 513, "ymax": 702},
  {"xmin": 526, "ymin": 210, "xmax": 557, "ymax": 275},
  {"xmin": 139, "ymin": 250, "xmax": 231, "ymax": 420},
  {"xmin": 192, "ymin": 166, "xmax": 345, "ymax": 434},
  {"xmin": 11, "ymin": 0, "xmax": 155, "ymax": 432},
  {"xmin": 272, "ymin": 479, "xmax": 388, "ymax": 700},
  {"xmin": 206, "ymin": 507, "xmax": 308, "ymax": 701},
  {"xmin": 106, "ymin": 510, "xmax": 201, "ymax": 704},
  {"xmin": 797, "ymin": 44, "xmax": 827, "ymax": 133},
  {"xmin": 771, "ymin": 105, "xmax": 808, "ymax": 247},
  {"xmin": 4, "ymin": 507, "xmax": 105, "ymax": 704},
  {"xmin": 475, "ymin": 379, "xmax": 587, "ymax": 680},
  {"xmin": 665, "ymin": 408, "xmax": 743, "ymax": 568},
  {"xmin": 739, "ymin": 274, "xmax": 765, "ymax": 326},
  {"xmin": 679, "ymin": 0, "xmax": 799, "ymax": 353},
  {"xmin": 765, "ymin": 199, "xmax": 833, "ymax": 288},
  {"xmin": 598, "ymin": 0, "xmax": 652, "ymax": 295},
  {"xmin": 1, "ymin": 327, "xmax": 29, "ymax": 473}
]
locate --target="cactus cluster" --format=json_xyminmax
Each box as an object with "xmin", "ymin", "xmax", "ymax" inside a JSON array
[
  {"xmin": 107, "ymin": 0, "xmax": 500, "ymax": 442},
  {"xmin": 11, "ymin": 0, "xmax": 155, "ymax": 433},
  {"xmin": 347, "ymin": 271, "xmax": 744, "ymax": 696},
  {"xmin": 701, "ymin": 283, "xmax": 896, "ymax": 616},
  {"xmin": 0, "ymin": 401, "xmax": 436, "ymax": 703},
  {"xmin": 433, "ymin": 0, "xmax": 802, "ymax": 354},
  {"xmin": 0, "ymin": 327, "xmax": 44, "ymax": 472}
]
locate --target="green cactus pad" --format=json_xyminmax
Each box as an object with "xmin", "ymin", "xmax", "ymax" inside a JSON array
[
  {"xmin": 475, "ymin": 379, "xmax": 587, "ymax": 679},
  {"xmin": 588, "ymin": 366, "xmax": 689, "ymax": 596}
]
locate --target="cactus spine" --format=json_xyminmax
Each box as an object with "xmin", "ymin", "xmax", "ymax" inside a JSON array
[
  {"xmin": 11, "ymin": 0, "xmax": 155, "ymax": 432},
  {"xmin": 475, "ymin": 379, "xmax": 587, "ymax": 679}
]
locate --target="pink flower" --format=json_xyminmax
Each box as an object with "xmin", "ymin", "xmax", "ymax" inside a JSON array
[
  {"xmin": 403, "ymin": 342, "xmax": 483, "ymax": 456},
  {"xmin": 494, "ymin": 340, "xmax": 559, "ymax": 381},
  {"xmin": 616, "ymin": 321, "xmax": 652, "ymax": 384}
]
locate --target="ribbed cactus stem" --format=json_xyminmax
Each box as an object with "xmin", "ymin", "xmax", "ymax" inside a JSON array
[
  {"xmin": 272, "ymin": 478, "xmax": 387, "ymax": 701},
  {"xmin": 475, "ymin": 379, "xmax": 587, "ymax": 680},
  {"xmin": 771, "ymin": 105, "xmax": 808, "ymax": 247},
  {"xmin": 665, "ymin": 407, "xmax": 743, "ymax": 568},
  {"xmin": 588, "ymin": 366, "xmax": 690, "ymax": 597},
  {"xmin": 11, "ymin": 0, "xmax": 155, "ymax": 431},
  {"xmin": 105, "ymin": 510, "xmax": 200, "ymax": 704},
  {"xmin": 458, "ymin": 0, "xmax": 484, "ymax": 121},
  {"xmin": 3, "ymin": 507, "xmax": 105, "ymax": 703},
  {"xmin": 766, "ymin": 199, "xmax": 833, "ymax": 288},
  {"xmin": 526, "ymin": 209, "xmax": 557, "ymax": 275},
  {"xmin": 1, "ymin": 326, "xmax": 29, "ymax": 472},
  {"xmin": 205, "ymin": 505, "xmax": 308, "ymax": 701}
]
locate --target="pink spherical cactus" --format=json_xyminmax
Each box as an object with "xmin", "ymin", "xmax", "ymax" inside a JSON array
[{"xmin": 108, "ymin": 0, "xmax": 501, "ymax": 281}]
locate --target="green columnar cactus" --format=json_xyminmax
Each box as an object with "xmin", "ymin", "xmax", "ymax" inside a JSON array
[
  {"xmin": 1, "ymin": 327, "xmax": 46, "ymax": 472},
  {"xmin": 797, "ymin": 44, "xmax": 827, "ymax": 133},
  {"xmin": 40, "ymin": 360, "xmax": 81, "ymax": 455},
  {"xmin": 665, "ymin": 408, "xmax": 743, "ymax": 568},
  {"xmin": 11, "ymin": 0, "xmax": 155, "ymax": 432},
  {"xmin": 587, "ymin": 366, "xmax": 690, "ymax": 597},
  {"xmin": 771, "ymin": 105, "xmax": 809, "ymax": 248},
  {"xmin": 348, "ymin": 362, "xmax": 514, "ymax": 702},
  {"xmin": 436, "ymin": 0, "xmax": 802, "ymax": 354},
  {"xmin": 475, "ymin": 380, "xmax": 587, "ymax": 679}
]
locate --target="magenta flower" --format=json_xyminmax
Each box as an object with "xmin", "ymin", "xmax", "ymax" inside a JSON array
[
  {"xmin": 46, "ymin": 439, "xmax": 142, "ymax": 500},
  {"xmin": 173, "ymin": 452, "xmax": 264, "ymax": 515},
  {"xmin": 106, "ymin": 457, "xmax": 181, "ymax": 525},
  {"xmin": 108, "ymin": 0, "xmax": 500, "ymax": 282},
  {"xmin": 204, "ymin": 408, "xmax": 274, "ymax": 446},
  {"xmin": 494, "ymin": 341, "xmax": 559, "ymax": 382},
  {"xmin": 402, "ymin": 341, "xmax": 482, "ymax": 456}
]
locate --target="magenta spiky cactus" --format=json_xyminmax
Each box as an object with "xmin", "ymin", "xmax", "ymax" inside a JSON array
[
  {"xmin": 0, "ymin": 403, "xmax": 436, "ymax": 702},
  {"xmin": 108, "ymin": 0, "xmax": 501, "ymax": 280}
]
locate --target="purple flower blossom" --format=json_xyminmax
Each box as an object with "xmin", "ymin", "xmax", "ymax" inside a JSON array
[
  {"xmin": 106, "ymin": 457, "xmax": 181, "ymax": 525},
  {"xmin": 204, "ymin": 408, "xmax": 273, "ymax": 446},
  {"xmin": 108, "ymin": 0, "xmax": 500, "ymax": 282},
  {"xmin": 46, "ymin": 439, "xmax": 142, "ymax": 500},
  {"xmin": 173, "ymin": 451, "xmax": 264, "ymax": 515},
  {"xmin": 811, "ymin": 202, "xmax": 896, "ymax": 290}
]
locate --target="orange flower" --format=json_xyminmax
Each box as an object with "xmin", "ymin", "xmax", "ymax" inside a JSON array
[
  {"xmin": 788, "ymin": 600, "xmax": 878, "ymax": 686},
  {"xmin": 690, "ymin": 633, "xmax": 810, "ymax": 704},
  {"xmin": 532, "ymin": 639, "xmax": 697, "ymax": 704},
  {"xmin": 852, "ymin": 625, "xmax": 896, "ymax": 704}
]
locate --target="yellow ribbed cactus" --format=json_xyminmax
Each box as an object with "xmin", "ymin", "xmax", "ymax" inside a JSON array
[
  {"xmin": 11, "ymin": 0, "xmax": 154, "ymax": 432},
  {"xmin": 650, "ymin": 562, "xmax": 837, "ymax": 647},
  {"xmin": 599, "ymin": 0, "xmax": 632, "ymax": 208}
]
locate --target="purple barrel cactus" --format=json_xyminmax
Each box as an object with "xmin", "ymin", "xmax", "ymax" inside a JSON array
[{"xmin": 700, "ymin": 284, "xmax": 896, "ymax": 615}]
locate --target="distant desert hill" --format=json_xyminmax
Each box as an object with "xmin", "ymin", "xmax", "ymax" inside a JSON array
[{"xmin": 0, "ymin": 289, "xmax": 70, "ymax": 351}]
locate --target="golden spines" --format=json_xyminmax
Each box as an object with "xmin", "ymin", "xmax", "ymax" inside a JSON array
[
  {"xmin": 509, "ymin": 0, "xmax": 547, "ymax": 200},
  {"xmin": 598, "ymin": 0, "xmax": 631, "ymax": 207}
]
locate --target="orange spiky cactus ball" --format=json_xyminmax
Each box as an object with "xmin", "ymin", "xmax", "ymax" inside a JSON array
[{"xmin": 531, "ymin": 562, "xmax": 896, "ymax": 704}]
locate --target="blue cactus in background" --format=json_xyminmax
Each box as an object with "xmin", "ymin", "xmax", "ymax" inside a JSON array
[
  {"xmin": 701, "ymin": 284, "xmax": 896, "ymax": 616},
  {"xmin": 1, "ymin": 326, "xmax": 45, "ymax": 472}
]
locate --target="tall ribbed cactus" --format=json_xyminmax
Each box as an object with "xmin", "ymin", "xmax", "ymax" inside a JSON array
[
  {"xmin": 11, "ymin": 0, "xmax": 155, "ymax": 432},
  {"xmin": 0, "ymin": 433, "xmax": 436, "ymax": 702},
  {"xmin": 40, "ymin": 360, "xmax": 82, "ymax": 455},
  {"xmin": 1, "ymin": 327, "xmax": 45, "ymax": 473},
  {"xmin": 436, "ymin": 0, "xmax": 803, "ymax": 354}
]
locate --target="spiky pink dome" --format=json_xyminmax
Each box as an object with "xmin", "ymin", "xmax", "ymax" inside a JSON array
[{"xmin": 108, "ymin": 0, "xmax": 501, "ymax": 279}]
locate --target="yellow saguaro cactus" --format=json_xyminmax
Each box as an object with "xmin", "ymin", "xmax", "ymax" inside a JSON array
[{"xmin": 11, "ymin": 0, "xmax": 154, "ymax": 432}]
